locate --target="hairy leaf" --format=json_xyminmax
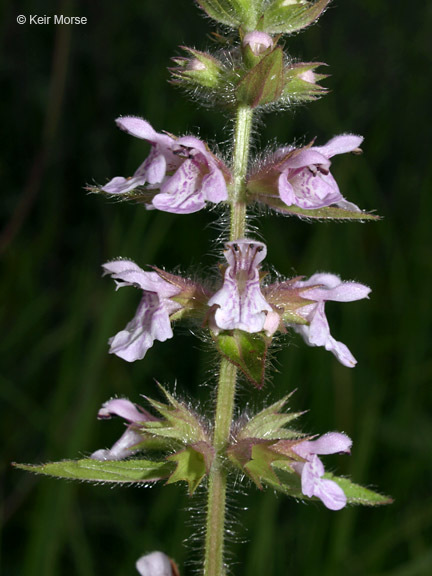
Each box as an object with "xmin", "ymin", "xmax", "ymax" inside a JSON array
[{"xmin": 14, "ymin": 459, "xmax": 174, "ymax": 484}]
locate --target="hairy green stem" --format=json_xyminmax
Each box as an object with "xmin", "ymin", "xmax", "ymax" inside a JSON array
[
  {"xmin": 204, "ymin": 359, "xmax": 237, "ymax": 576},
  {"xmin": 230, "ymin": 104, "xmax": 254, "ymax": 240},
  {"xmin": 204, "ymin": 106, "xmax": 254, "ymax": 576}
]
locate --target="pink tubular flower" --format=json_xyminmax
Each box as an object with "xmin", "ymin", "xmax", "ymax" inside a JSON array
[
  {"xmin": 248, "ymin": 134, "xmax": 363, "ymax": 211},
  {"xmin": 91, "ymin": 398, "xmax": 156, "ymax": 461},
  {"xmin": 103, "ymin": 259, "xmax": 182, "ymax": 362},
  {"xmin": 208, "ymin": 239, "xmax": 279, "ymax": 335},
  {"xmin": 293, "ymin": 273, "xmax": 371, "ymax": 367},
  {"xmin": 102, "ymin": 116, "xmax": 229, "ymax": 214},
  {"xmin": 292, "ymin": 432, "xmax": 352, "ymax": 511}
]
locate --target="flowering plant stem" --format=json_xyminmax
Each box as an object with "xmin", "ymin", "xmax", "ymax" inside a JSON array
[
  {"xmin": 204, "ymin": 359, "xmax": 237, "ymax": 576},
  {"xmin": 204, "ymin": 105, "xmax": 254, "ymax": 576},
  {"xmin": 230, "ymin": 104, "xmax": 254, "ymax": 240}
]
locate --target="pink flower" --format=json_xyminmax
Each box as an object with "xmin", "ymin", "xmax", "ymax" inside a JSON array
[
  {"xmin": 208, "ymin": 239, "xmax": 279, "ymax": 335},
  {"xmin": 102, "ymin": 117, "xmax": 229, "ymax": 214},
  {"xmin": 292, "ymin": 432, "xmax": 352, "ymax": 510},
  {"xmin": 243, "ymin": 31, "xmax": 274, "ymax": 56},
  {"xmin": 103, "ymin": 259, "xmax": 182, "ymax": 362},
  {"xmin": 136, "ymin": 552, "xmax": 176, "ymax": 576},
  {"xmin": 91, "ymin": 398, "xmax": 156, "ymax": 461},
  {"xmin": 248, "ymin": 134, "xmax": 363, "ymax": 211},
  {"xmin": 293, "ymin": 273, "xmax": 370, "ymax": 367}
]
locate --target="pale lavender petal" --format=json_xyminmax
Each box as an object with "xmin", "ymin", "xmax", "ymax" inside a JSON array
[
  {"xmin": 91, "ymin": 428, "xmax": 143, "ymax": 461},
  {"xmin": 116, "ymin": 116, "xmax": 158, "ymax": 141},
  {"xmin": 136, "ymin": 552, "xmax": 173, "ymax": 576},
  {"xmin": 208, "ymin": 240, "xmax": 272, "ymax": 333},
  {"xmin": 102, "ymin": 173, "xmax": 146, "ymax": 195},
  {"xmin": 300, "ymin": 273, "xmax": 371, "ymax": 303},
  {"xmin": 315, "ymin": 134, "xmax": 363, "ymax": 158},
  {"xmin": 103, "ymin": 260, "xmax": 181, "ymax": 298},
  {"xmin": 335, "ymin": 198, "xmax": 361, "ymax": 212},
  {"xmin": 115, "ymin": 117, "xmax": 176, "ymax": 152},
  {"xmin": 288, "ymin": 169, "xmax": 344, "ymax": 209},
  {"xmin": 296, "ymin": 301, "xmax": 330, "ymax": 347},
  {"xmin": 210, "ymin": 277, "xmax": 270, "ymax": 332},
  {"xmin": 224, "ymin": 239, "xmax": 267, "ymax": 268},
  {"xmin": 301, "ymin": 455, "xmax": 325, "ymax": 497},
  {"xmin": 280, "ymin": 148, "xmax": 329, "ymax": 171},
  {"xmin": 294, "ymin": 432, "xmax": 352, "ymax": 459},
  {"xmin": 109, "ymin": 293, "xmax": 173, "ymax": 362},
  {"xmin": 316, "ymin": 478, "xmax": 347, "ymax": 510},
  {"xmin": 263, "ymin": 309, "xmax": 281, "ymax": 336},
  {"xmin": 97, "ymin": 398, "xmax": 151, "ymax": 423},
  {"xmin": 300, "ymin": 455, "xmax": 347, "ymax": 510},
  {"xmin": 201, "ymin": 166, "xmax": 228, "ymax": 203},
  {"xmin": 294, "ymin": 302, "xmax": 358, "ymax": 367},
  {"xmin": 153, "ymin": 160, "xmax": 205, "ymax": 214},
  {"xmin": 324, "ymin": 334, "xmax": 357, "ymax": 367},
  {"xmin": 278, "ymin": 173, "xmax": 297, "ymax": 206},
  {"xmin": 144, "ymin": 148, "xmax": 168, "ymax": 185},
  {"xmin": 296, "ymin": 272, "xmax": 342, "ymax": 290},
  {"xmin": 177, "ymin": 135, "xmax": 207, "ymax": 152}
]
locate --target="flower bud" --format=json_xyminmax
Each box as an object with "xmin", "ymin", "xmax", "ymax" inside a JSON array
[
  {"xmin": 136, "ymin": 551, "xmax": 179, "ymax": 576},
  {"xmin": 282, "ymin": 62, "xmax": 328, "ymax": 103},
  {"xmin": 170, "ymin": 48, "xmax": 224, "ymax": 90},
  {"xmin": 242, "ymin": 31, "xmax": 275, "ymax": 67}
]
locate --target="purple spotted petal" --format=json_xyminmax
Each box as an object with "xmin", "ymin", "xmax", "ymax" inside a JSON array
[
  {"xmin": 102, "ymin": 116, "xmax": 230, "ymax": 212},
  {"xmin": 153, "ymin": 159, "xmax": 205, "ymax": 214},
  {"xmin": 250, "ymin": 134, "xmax": 364, "ymax": 212},
  {"xmin": 109, "ymin": 292, "xmax": 174, "ymax": 362},
  {"xmin": 208, "ymin": 240, "xmax": 273, "ymax": 333},
  {"xmin": 278, "ymin": 174, "xmax": 297, "ymax": 206},
  {"xmin": 288, "ymin": 168, "xmax": 345, "ymax": 209},
  {"xmin": 201, "ymin": 165, "xmax": 228, "ymax": 203}
]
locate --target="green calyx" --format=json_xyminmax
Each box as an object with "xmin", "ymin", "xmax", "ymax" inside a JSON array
[
  {"xmin": 214, "ymin": 329, "xmax": 271, "ymax": 388},
  {"xmin": 196, "ymin": 1, "xmax": 330, "ymax": 35}
]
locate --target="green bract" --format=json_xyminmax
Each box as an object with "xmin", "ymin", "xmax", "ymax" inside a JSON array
[
  {"xmin": 215, "ymin": 330, "xmax": 270, "ymax": 388},
  {"xmin": 14, "ymin": 459, "xmax": 174, "ymax": 484},
  {"xmin": 259, "ymin": 0, "xmax": 331, "ymax": 35},
  {"xmin": 196, "ymin": 0, "xmax": 259, "ymax": 30},
  {"xmin": 236, "ymin": 47, "xmax": 284, "ymax": 108}
]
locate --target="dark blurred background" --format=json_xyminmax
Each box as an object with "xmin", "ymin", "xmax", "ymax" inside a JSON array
[{"xmin": 1, "ymin": 1, "xmax": 431, "ymax": 574}]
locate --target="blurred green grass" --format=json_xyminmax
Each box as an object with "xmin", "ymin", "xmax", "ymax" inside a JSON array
[{"xmin": 1, "ymin": 0, "xmax": 432, "ymax": 574}]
